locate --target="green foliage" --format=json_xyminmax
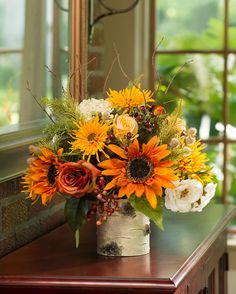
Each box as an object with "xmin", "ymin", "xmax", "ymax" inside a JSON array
[
  {"xmin": 159, "ymin": 99, "xmax": 183, "ymax": 144},
  {"xmin": 40, "ymin": 96, "xmax": 81, "ymax": 152},
  {"xmin": 64, "ymin": 197, "xmax": 90, "ymax": 247},
  {"xmin": 129, "ymin": 195, "xmax": 163, "ymax": 230}
]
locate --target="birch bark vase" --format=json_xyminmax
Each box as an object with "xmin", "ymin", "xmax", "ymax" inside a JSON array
[{"xmin": 97, "ymin": 199, "xmax": 150, "ymax": 256}]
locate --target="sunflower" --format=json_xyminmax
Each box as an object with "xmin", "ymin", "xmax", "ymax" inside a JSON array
[
  {"xmin": 21, "ymin": 148, "xmax": 63, "ymax": 205},
  {"xmin": 107, "ymin": 84, "xmax": 154, "ymax": 110},
  {"xmin": 70, "ymin": 115, "xmax": 110, "ymax": 162},
  {"xmin": 98, "ymin": 136, "xmax": 178, "ymax": 208},
  {"xmin": 177, "ymin": 141, "xmax": 212, "ymax": 183}
]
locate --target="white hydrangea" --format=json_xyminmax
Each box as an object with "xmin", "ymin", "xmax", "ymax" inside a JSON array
[
  {"xmin": 77, "ymin": 98, "xmax": 113, "ymax": 121},
  {"xmin": 165, "ymin": 180, "xmax": 216, "ymax": 213}
]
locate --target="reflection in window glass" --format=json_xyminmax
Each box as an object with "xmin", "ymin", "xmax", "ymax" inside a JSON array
[
  {"xmin": 0, "ymin": 0, "xmax": 25, "ymax": 48},
  {"xmin": 156, "ymin": 54, "xmax": 223, "ymax": 139},
  {"xmin": 0, "ymin": 54, "xmax": 21, "ymax": 127},
  {"xmin": 156, "ymin": 0, "xmax": 224, "ymax": 50},
  {"xmin": 60, "ymin": 0, "xmax": 69, "ymax": 50},
  {"xmin": 0, "ymin": 0, "xmax": 68, "ymax": 130}
]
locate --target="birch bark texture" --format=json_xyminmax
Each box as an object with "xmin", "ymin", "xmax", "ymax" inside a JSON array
[{"xmin": 97, "ymin": 199, "xmax": 150, "ymax": 256}]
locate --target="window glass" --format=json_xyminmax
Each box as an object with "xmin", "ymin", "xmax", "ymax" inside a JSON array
[
  {"xmin": 228, "ymin": 54, "xmax": 236, "ymax": 139},
  {"xmin": 0, "ymin": 0, "xmax": 25, "ymax": 48},
  {"xmin": 156, "ymin": 54, "xmax": 223, "ymax": 139},
  {"xmin": 229, "ymin": 0, "xmax": 236, "ymax": 48},
  {"xmin": 156, "ymin": 0, "xmax": 224, "ymax": 50},
  {"xmin": 0, "ymin": 0, "xmax": 68, "ymax": 131},
  {"xmin": 205, "ymin": 144, "xmax": 223, "ymax": 201},
  {"xmin": 0, "ymin": 54, "xmax": 21, "ymax": 127},
  {"xmin": 228, "ymin": 144, "xmax": 236, "ymax": 204}
]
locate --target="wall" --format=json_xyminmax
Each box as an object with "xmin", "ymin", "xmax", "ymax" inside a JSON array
[
  {"xmin": 102, "ymin": 0, "xmax": 151, "ymax": 90},
  {"xmin": 0, "ymin": 178, "xmax": 65, "ymax": 257}
]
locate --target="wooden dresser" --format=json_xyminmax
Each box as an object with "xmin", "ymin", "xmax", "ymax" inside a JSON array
[{"xmin": 0, "ymin": 204, "xmax": 235, "ymax": 294}]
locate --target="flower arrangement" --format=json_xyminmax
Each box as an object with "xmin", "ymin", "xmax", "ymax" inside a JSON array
[{"xmin": 22, "ymin": 83, "xmax": 216, "ymax": 246}]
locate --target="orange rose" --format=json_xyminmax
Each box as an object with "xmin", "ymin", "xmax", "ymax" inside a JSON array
[
  {"xmin": 58, "ymin": 161, "xmax": 100, "ymax": 197},
  {"xmin": 113, "ymin": 114, "xmax": 138, "ymax": 142}
]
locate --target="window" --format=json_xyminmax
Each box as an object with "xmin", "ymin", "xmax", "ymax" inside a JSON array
[
  {"xmin": 154, "ymin": 0, "xmax": 236, "ymax": 203},
  {"xmin": 0, "ymin": 0, "xmax": 69, "ymax": 181},
  {"xmin": 0, "ymin": 0, "xmax": 68, "ymax": 132}
]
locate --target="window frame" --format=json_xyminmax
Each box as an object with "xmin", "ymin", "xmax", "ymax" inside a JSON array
[
  {"xmin": 152, "ymin": 0, "xmax": 235, "ymax": 203},
  {"xmin": 0, "ymin": 0, "xmax": 87, "ymax": 183}
]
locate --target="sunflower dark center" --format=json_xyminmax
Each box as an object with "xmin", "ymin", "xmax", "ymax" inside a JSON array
[
  {"xmin": 48, "ymin": 164, "xmax": 57, "ymax": 185},
  {"xmin": 126, "ymin": 157, "xmax": 153, "ymax": 182},
  {"xmin": 87, "ymin": 133, "xmax": 96, "ymax": 142}
]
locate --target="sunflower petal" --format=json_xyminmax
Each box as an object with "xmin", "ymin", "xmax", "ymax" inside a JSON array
[
  {"xmin": 102, "ymin": 169, "xmax": 122, "ymax": 176},
  {"xmin": 154, "ymin": 175, "xmax": 176, "ymax": 189},
  {"xmin": 108, "ymin": 144, "xmax": 128, "ymax": 159},
  {"xmin": 151, "ymin": 182, "xmax": 163, "ymax": 197},
  {"xmin": 104, "ymin": 178, "xmax": 117, "ymax": 190},
  {"xmin": 98, "ymin": 158, "xmax": 125, "ymax": 169},
  {"xmin": 126, "ymin": 183, "xmax": 137, "ymax": 197},
  {"xmin": 127, "ymin": 139, "xmax": 139, "ymax": 156},
  {"xmin": 145, "ymin": 186, "xmax": 157, "ymax": 208},
  {"xmin": 118, "ymin": 186, "xmax": 127, "ymax": 198},
  {"xmin": 135, "ymin": 184, "xmax": 145, "ymax": 198}
]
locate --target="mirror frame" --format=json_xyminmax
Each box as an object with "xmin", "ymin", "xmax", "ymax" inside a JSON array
[{"xmin": 0, "ymin": 0, "xmax": 88, "ymax": 183}]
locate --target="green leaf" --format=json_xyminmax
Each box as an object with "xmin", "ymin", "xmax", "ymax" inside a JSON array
[
  {"xmin": 75, "ymin": 229, "xmax": 80, "ymax": 248},
  {"xmin": 127, "ymin": 81, "xmax": 134, "ymax": 90},
  {"xmin": 64, "ymin": 197, "xmax": 89, "ymax": 232},
  {"xmin": 129, "ymin": 195, "xmax": 164, "ymax": 230}
]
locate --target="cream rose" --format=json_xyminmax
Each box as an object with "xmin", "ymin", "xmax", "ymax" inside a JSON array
[{"xmin": 113, "ymin": 114, "xmax": 138, "ymax": 142}]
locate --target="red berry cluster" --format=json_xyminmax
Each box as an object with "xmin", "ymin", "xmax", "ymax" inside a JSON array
[
  {"xmin": 133, "ymin": 105, "xmax": 157, "ymax": 131},
  {"xmin": 96, "ymin": 193, "xmax": 119, "ymax": 226},
  {"xmin": 86, "ymin": 176, "xmax": 119, "ymax": 226}
]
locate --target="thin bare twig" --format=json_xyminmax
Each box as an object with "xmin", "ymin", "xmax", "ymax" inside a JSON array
[
  {"xmin": 103, "ymin": 54, "xmax": 119, "ymax": 94},
  {"xmin": 113, "ymin": 43, "xmax": 130, "ymax": 81},
  {"xmin": 165, "ymin": 59, "xmax": 194, "ymax": 95},
  {"xmin": 26, "ymin": 81, "xmax": 55, "ymax": 123},
  {"xmin": 45, "ymin": 65, "xmax": 57, "ymax": 78},
  {"xmin": 152, "ymin": 37, "xmax": 164, "ymax": 95}
]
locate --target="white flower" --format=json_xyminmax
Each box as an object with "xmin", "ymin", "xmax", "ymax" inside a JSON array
[
  {"xmin": 77, "ymin": 98, "xmax": 113, "ymax": 121},
  {"xmin": 165, "ymin": 180, "xmax": 203, "ymax": 213},
  {"xmin": 192, "ymin": 182, "xmax": 216, "ymax": 212}
]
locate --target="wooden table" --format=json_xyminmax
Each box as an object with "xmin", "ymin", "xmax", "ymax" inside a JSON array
[{"xmin": 0, "ymin": 204, "xmax": 235, "ymax": 294}]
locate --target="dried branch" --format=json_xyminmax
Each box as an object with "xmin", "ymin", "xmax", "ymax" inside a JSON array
[
  {"xmin": 165, "ymin": 59, "xmax": 194, "ymax": 95},
  {"xmin": 103, "ymin": 54, "xmax": 119, "ymax": 94},
  {"xmin": 26, "ymin": 81, "xmax": 55, "ymax": 123},
  {"xmin": 45, "ymin": 65, "xmax": 57, "ymax": 78}
]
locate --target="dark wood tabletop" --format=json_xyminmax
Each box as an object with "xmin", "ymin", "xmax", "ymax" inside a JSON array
[{"xmin": 0, "ymin": 204, "xmax": 235, "ymax": 293}]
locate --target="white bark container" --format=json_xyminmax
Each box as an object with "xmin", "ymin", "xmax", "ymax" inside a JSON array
[{"xmin": 97, "ymin": 199, "xmax": 150, "ymax": 256}]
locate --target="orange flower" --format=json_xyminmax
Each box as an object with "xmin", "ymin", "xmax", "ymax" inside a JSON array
[
  {"xmin": 98, "ymin": 136, "xmax": 178, "ymax": 208},
  {"xmin": 153, "ymin": 105, "xmax": 165, "ymax": 115},
  {"xmin": 58, "ymin": 161, "xmax": 101, "ymax": 197},
  {"xmin": 21, "ymin": 148, "xmax": 63, "ymax": 205}
]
